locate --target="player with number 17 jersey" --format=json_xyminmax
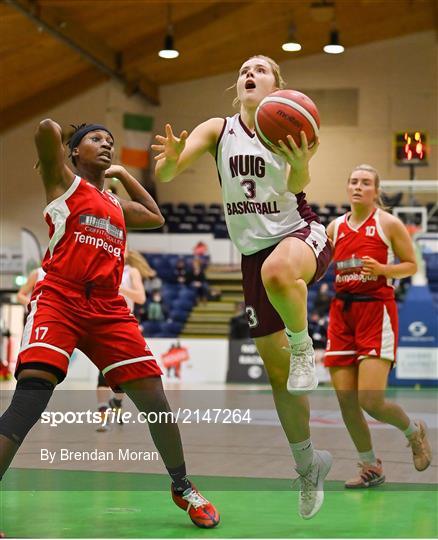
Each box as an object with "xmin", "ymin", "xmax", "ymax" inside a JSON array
[
  {"xmin": 41, "ymin": 176, "xmax": 126, "ymax": 289},
  {"xmin": 18, "ymin": 158, "xmax": 162, "ymax": 389}
]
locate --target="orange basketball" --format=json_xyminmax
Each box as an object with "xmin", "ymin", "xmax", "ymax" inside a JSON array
[{"xmin": 255, "ymin": 89, "xmax": 320, "ymax": 151}]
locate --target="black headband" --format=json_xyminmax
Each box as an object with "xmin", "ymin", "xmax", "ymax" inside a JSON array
[{"xmin": 68, "ymin": 124, "xmax": 114, "ymax": 151}]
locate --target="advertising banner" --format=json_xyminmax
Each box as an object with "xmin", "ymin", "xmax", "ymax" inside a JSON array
[{"xmin": 227, "ymin": 339, "xmax": 268, "ymax": 383}]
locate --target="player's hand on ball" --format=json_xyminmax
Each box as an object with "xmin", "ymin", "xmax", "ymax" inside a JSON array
[
  {"xmin": 152, "ymin": 124, "xmax": 188, "ymax": 162},
  {"xmin": 361, "ymin": 256, "xmax": 387, "ymax": 277},
  {"xmin": 276, "ymin": 131, "xmax": 320, "ymax": 170}
]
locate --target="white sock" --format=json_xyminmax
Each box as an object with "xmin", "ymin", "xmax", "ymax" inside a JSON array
[
  {"xmin": 286, "ymin": 327, "xmax": 309, "ymax": 346},
  {"xmin": 359, "ymin": 449, "xmax": 377, "ymax": 464},
  {"xmin": 290, "ymin": 438, "xmax": 314, "ymax": 474},
  {"xmin": 403, "ymin": 419, "xmax": 418, "ymax": 438}
]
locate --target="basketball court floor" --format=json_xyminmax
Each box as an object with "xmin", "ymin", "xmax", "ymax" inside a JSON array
[{"xmin": 1, "ymin": 380, "xmax": 437, "ymax": 538}]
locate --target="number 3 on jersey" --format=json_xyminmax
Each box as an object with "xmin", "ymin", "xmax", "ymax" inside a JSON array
[
  {"xmin": 35, "ymin": 326, "xmax": 49, "ymax": 340},
  {"xmin": 245, "ymin": 306, "xmax": 259, "ymax": 328},
  {"xmin": 240, "ymin": 179, "xmax": 256, "ymax": 199}
]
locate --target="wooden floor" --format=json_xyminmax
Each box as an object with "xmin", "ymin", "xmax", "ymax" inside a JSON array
[{"xmin": 3, "ymin": 380, "xmax": 436, "ymax": 485}]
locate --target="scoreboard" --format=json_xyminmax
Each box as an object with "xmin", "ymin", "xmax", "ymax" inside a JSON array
[{"xmin": 395, "ymin": 131, "xmax": 428, "ymax": 166}]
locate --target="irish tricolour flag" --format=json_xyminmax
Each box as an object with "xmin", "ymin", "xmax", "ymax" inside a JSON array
[{"xmin": 121, "ymin": 113, "xmax": 154, "ymax": 169}]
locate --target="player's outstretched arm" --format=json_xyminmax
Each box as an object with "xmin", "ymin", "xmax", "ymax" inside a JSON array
[
  {"xmin": 34, "ymin": 119, "xmax": 75, "ymax": 202},
  {"xmin": 152, "ymin": 119, "xmax": 223, "ymax": 182},
  {"xmin": 104, "ymin": 165, "xmax": 164, "ymax": 230}
]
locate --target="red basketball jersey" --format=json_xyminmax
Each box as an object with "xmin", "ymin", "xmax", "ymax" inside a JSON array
[
  {"xmin": 332, "ymin": 208, "xmax": 394, "ymax": 299},
  {"xmin": 41, "ymin": 176, "xmax": 126, "ymax": 289}
]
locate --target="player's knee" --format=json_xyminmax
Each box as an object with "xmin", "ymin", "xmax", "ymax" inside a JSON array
[
  {"xmin": 336, "ymin": 390, "xmax": 359, "ymax": 411},
  {"xmin": 261, "ymin": 259, "xmax": 292, "ymax": 293},
  {"xmin": 358, "ymin": 393, "xmax": 384, "ymax": 417},
  {"xmin": 0, "ymin": 377, "xmax": 55, "ymax": 446}
]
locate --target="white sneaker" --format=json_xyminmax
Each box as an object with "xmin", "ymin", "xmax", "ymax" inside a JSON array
[
  {"xmin": 295, "ymin": 449, "xmax": 332, "ymax": 520},
  {"xmin": 96, "ymin": 410, "xmax": 110, "ymax": 432},
  {"xmin": 286, "ymin": 337, "xmax": 318, "ymax": 394}
]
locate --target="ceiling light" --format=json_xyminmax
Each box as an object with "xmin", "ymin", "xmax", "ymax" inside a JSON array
[
  {"xmin": 282, "ymin": 24, "xmax": 302, "ymax": 52},
  {"xmin": 323, "ymin": 29, "xmax": 344, "ymax": 54},
  {"xmin": 158, "ymin": 4, "xmax": 179, "ymax": 59},
  {"xmin": 159, "ymin": 33, "xmax": 179, "ymax": 59}
]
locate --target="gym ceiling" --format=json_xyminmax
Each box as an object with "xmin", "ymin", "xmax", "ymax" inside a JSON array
[{"xmin": 1, "ymin": 0, "xmax": 436, "ymax": 132}]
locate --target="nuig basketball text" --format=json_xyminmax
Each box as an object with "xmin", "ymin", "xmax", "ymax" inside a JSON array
[{"xmin": 40, "ymin": 448, "xmax": 159, "ymax": 463}]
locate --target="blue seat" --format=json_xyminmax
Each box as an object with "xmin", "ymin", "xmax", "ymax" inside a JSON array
[
  {"xmin": 208, "ymin": 203, "xmax": 223, "ymax": 215},
  {"xmin": 141, "ymin": 321, "xmax": 162, "ymax": 336},
  {"xmin": 172, "ymin": 298, "xmax": 194, "ymax": 311},
  {"xmin": 170, "ymin": 309, "xmax": 189, "ymax": 323},
  {"xmin": 192, "ymin": 203, "xmax": 206, "ymax": 215},
  {"xmin": 175, "ymin": 203, "xmax": 190, "ymax": 216},
  {"xmin": 178, "ymin": 287, "xmax": 196, "ymax": 301},
  {"xmin": 184, "ymin": 215, "xmax": 199, "ymax": 224},
  {"xmin": 177, "ymin": 223, "xmax": 194, "ymax": 232},
  {"xmin": 195, "ymin": 223, "xmax": 212, "ymax": 233},
  {"xmin": 160, "ymin": 321, "xmax": 183, "ymax": 337},
  {"xmin": 161, "ymin": 203, "xmax": 174, "ymax": 215},
  {"xmin": 166, "ymin": 254, "xmax": 180, "ymax": 267},
  {"xmin": 213, "ymin": 223, "xmax": 229, "ymax": 238}
]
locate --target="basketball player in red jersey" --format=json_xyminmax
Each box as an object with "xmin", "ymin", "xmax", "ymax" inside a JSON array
[
  {"xmin": 153, "ymin": 55, "xmax": 333, "ymax": 520},
  {"xmin": 325, "ymin": 164, "xmax": 432, "ymax": 488},
  {"xmin": 0, "ymin": 120, "xmax": 219, "ymax": 529}
]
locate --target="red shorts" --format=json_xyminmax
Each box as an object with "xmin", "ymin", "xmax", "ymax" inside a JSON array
[
  {"xmin": 324, "ymin": 297, "xmax": 398, "ymax": 367},
  {"xmin": 241, "ymin": 222, "xmax": 332, "ymax": 338},
  {"xmin": 17, "ymin": 276, "xmax": 162, "ymax": 390}
]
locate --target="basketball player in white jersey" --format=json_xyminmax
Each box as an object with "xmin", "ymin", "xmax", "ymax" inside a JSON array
[
  {"xmin": 17, "ymin": 268, "xmax": 46, "ymax": 307},
  {"xmin": 153, "ymin": 55, "xmax": 332, "ymax": 520}
]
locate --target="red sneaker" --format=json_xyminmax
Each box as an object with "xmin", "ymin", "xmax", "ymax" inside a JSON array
[
  {"xmin": 171, "ymin": 484, "xmax": 220, "ymax": 528},
  {"xmin": 345, "ymin": 459, "xmax": 385, "ymax": 489}
]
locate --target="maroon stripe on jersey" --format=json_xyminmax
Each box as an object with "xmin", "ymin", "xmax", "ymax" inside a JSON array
[
  {"xmin": 311, "ymin": 239, "xmax": 333, "ymax": 285},
  {"xmin": 214, "ymin": 118, "xmax": 227, "ymax": 186},
  {"xmin": 215, "ymin": 118, "xmax": 227, "ymax": 161},
  {"xmin": 296, "ymin": 192, "xmax": 320, "ymax": 225},
  {"xmin": 215, "ymin": 118, "xmax": 227, "ymax": 186},
  {"xmin": 238, "ymin": 115, "xmax": 255, "ymax": 138}
]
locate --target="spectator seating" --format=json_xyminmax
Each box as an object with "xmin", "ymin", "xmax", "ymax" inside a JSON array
[
  {"xmin": 139, "ymin": 253, "xmax": 210, "ymax": 337},
  {"xmin": 139, "ymin": 200, "xmax": 437, "ymax": 337},
  {"xmin": 145, "ymin": 201, "xmax": 437, "ymax": 236}
]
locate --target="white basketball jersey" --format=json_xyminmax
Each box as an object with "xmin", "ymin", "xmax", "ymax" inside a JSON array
[
  {"xmin": 216, "ymin": 114, "xmax": 317, "ymax": 255},
  {"xmin": 120, "ymin": 264, "xmax": 134, "ymax": 312}
]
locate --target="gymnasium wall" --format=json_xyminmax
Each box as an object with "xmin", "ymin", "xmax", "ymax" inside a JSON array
[{"xmin": 0, "ymin": 30, "xmax": 436, "ymax": 249}]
